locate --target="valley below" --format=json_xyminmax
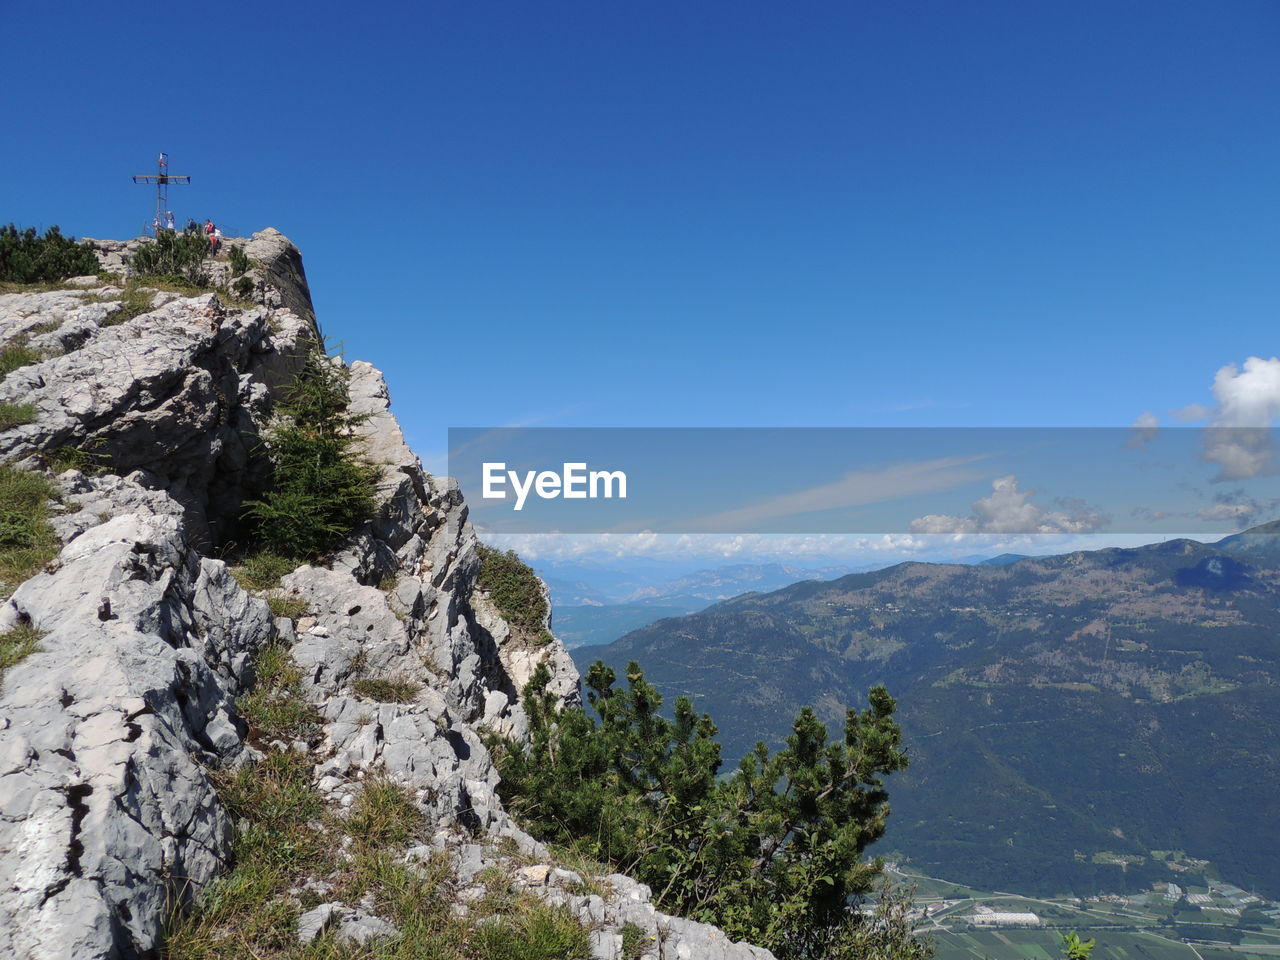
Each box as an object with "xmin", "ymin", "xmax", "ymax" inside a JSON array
[{"xmin": 572, "ymin": 527, "xmax": 1280, "ymax": 909}]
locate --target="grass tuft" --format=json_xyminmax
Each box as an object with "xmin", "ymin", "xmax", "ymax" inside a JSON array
[
  {"xmin": 238, "ymin": 643, "xmax": 321, "ymax": 742},
  {"xmin": 103, "ymin": 284, "xmax": 157, "ymax": 326},
  {"xmin": 0, "ymin": 624, "xmax": 43, "ymax": 689},
  {"xmin": 346, "ymin": 777, "xmax": 423, "ymax": 852},
  {"xmin": 0, "ymin": 466, "xmax": 60, "ymax": 599},
  {"xmin": 230, "ymin": 551, "xmax": 298, "ymax": 592},
  {"xmin": 469, "ymin": 898, "xmax": 592, "ymax": 960},
  {"xmin": 266, "ymin": 593, "xmax": 309, "ymax": 621},
  {"xmin": 0, "ymin": 402, "xmax": 35, "ymax": 430},
  {"xmin": 350, "ymin": 677, "xmax": 421, "ymax": 704},
  {"xmin": 0, "ymin": 339, "xmax": 42, "ymax": 379},
  {"xmin": 41, "ymin": 443, "xmax": 108, "ymax": 474}
]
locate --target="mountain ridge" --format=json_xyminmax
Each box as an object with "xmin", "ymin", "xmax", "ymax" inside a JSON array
[{"xmin": 576, "ymin": 525, "xmax": 1280, "ymax": 899}]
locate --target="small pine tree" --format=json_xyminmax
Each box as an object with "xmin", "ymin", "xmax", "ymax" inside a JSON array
[
  {"xmin": 241, "ymin": 345, "xmax": 380, "ymax": 560},
  {"xmin": 496, "ymin": 660, "xmax": 919, "ymax": 960},
  {"xmin": 0, "ymin": 225, "xmax": 100, "ymax": 283},
  {"xmin": 129, "ymin": 229, "xmax": 211, "ymax": 286}
]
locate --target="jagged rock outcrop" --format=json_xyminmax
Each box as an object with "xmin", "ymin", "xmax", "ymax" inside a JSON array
[{"xmin": 0, "ymin": 231, "xmax": 775, "ymax": 960}]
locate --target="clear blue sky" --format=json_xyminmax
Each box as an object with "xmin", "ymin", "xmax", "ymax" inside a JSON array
[{"xmin": 4, "ymin": 1, "xmax": 1278, "ymax": 467}]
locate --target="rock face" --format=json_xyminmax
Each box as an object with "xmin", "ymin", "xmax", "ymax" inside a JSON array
[{"xmin": 0, "ymin": 232, "xmax": 775, "ymax": 960}]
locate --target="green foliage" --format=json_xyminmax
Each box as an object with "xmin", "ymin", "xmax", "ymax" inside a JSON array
[
  {"xmin": 0, "ymin": 465, "xmax": 60, "ymax": 598},
  {"xmin": 0, "ymin": 224, "xmax": 100, "ymax": 283},
  {"xmin": 1061, "ymin": 932, "xmax": 1097, "ymax": 960},
  {"xmin": 168, "ymin": 748, "xmax": 335, "ymax": 957},
  {"xmin": 347, "ymin": 778, "xmax": 423, "ymax": 852},
  {"xmin": 0, "ymin": 402, "xmax": 35, "ymax": 430},
  {"xmin": 351, "ymin": 677, "xmax": 421, "ymax": 704},
  {"xmin": 820, "ymin": 881, "xmax": 934, "ymax": 960},
  {"xmin": 469, "ymin": 900, "xmax": 591, "ymax": 960},
  {"xmin": 241, "ymin": 347, "xmax": 380, "ymax": 562},
  {"xmin": 231, "ymin": 551, "xmax": 297, "ymax": 591},
  {"xmin": 238, "ymin": 644, "xmax": 322, "ymax": 742},
  {"xmin": 228, "ymin": 245, "xmax": 251, "ymax": 277},
  {"xmin": 620, "ymin": 922, "xmax": 649, "ymax": 960},
  {"xmin": 266, "ymin": 594, "xmax": 309, "ymax": 621},
  {"xmin": 42, "ymin": 442, "xmax": 108, "ymax": 475},
  {"xmin": 232, "ymin": 275, "xmax": 254, "ymax": 299},
  {"xmin": 103, "ymin": 284, "xmax": 158, "ymax": 325},
  {"xmin": 476, "ymin": 545, "xmax": 553, "ymax": 646},
  {"xmin": 0, "ymin": 338, "xmax": 43, "ymax": 379},
  {"xmin": 496, "ymin": 660, "xmax": 917, "ymax": 959},
  {"xmin": 170, "ymin": 639, "xmax": 591, "ymax": 960},
  {"xmin": 0, "ymin": 624, "xmax": 43, "ymax": 689},
  {"xmin": 130, "ymin": 229, "xmax": 211, "ymax": 287}
]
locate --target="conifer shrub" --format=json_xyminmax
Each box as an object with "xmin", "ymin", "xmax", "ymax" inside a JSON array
[
  {"xmin": 476, "ymin": 545, "xmax": 553, "ymax": 646},
  {"xmin": 0, "ymin": 224, "xmax": 100, "ymax": 283},
  {"xmin": 227, "ymin": 244, "xmax": 251, "ymax": 277},
  {"xmin": 241, "ymin": 345, "xmax": 379, "ymax": 561},
  {"xmin": 129, "ymin": 229, "xmax": 211, "ymax": 287},
  {"xmin": 496, "ymin": 660, "xmax": 928, "ymax": 960}
]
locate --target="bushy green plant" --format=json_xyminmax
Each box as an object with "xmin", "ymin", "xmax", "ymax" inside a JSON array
[
  {"xmin": 1062, "ymin": 932, "xmax": 1097, "ymax": 960},
  {"xmin": 241, "ymin": 346, "xmax": 380, "ymax": 561},
  {"xmin": 496, "ymin": 660, "xmax": 920, "ymax": 960},
  {"xmin": 227, "ymin": 244, "xmax": 251, "ymax": 277},
  {"xmin": 620, "ymin": 922, "xmax": 649, "ymax": 960},
  {"xmin": 129, "ymin": 229, "xmax": 211, "ymax": 287},
  {"xmin": 477, "ymin": 545, "xmax": 553, "ymax": 645},
  {"xmin": 0, "ymin": 224, "xmax": 99, "ymax": 283}
]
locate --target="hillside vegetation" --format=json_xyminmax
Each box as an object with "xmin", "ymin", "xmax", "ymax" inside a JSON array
[{"xmin": 576, "ymin": 530, "xmax": 1280, "ymax": 899}]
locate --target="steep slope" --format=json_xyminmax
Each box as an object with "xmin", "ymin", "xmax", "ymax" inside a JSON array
[
  {"xmin": 576, "ymin": 533, "xmax": 1280, "ymax": 899},
  {"xmin": 0, "ymin": 233, "xmax": 772, "ymax": 960}
]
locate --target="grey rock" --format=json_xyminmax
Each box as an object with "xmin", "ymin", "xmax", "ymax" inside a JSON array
[
  {"xmin": 337, "ymin": 911, "xmax": 398, "ymax": 944},
  {"xmin": 297, "ymin": 902, "xmax": 341, "ymax": 944},
  {"xmin": 0, "ymin": 229, "xmax": 777, "ymax": 960}
]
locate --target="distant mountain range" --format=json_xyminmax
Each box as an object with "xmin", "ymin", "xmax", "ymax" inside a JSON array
[
  {"xmin": 573, "ymin": 526, "xmax": 1280, "ymax": 899},
  {"xmin": 544, "ymin": 561, "xmax": 873, "ymax": 647}
]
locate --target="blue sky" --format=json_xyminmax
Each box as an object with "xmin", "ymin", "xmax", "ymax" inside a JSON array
[{"xmin": 4, "ymin": 2, "xmax": 1278, "ymax": 562}]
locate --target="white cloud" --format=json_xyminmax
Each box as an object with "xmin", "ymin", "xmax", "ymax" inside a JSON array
[
  {"xmin": 686, "ymin": 455, "xmax": 988, "ymax": 531},
  {"xmin": 480, "ymin": 529, "xmax": 1151, "ymax": 565},
  {"xmin": 1193, "ymin": 489, "xmax": 1280, "ymax": 527},
  {"xmin": 1140, "ymin": 356, "xmax": 1280, "ymax": 481},
  {"xmin": 1172, "ymin": 403, "xmax": 1210, "ymax": 423},
  {"xmin": 1128, "ymin": 411, "xmax": 1160, "ymax": 449},
  {"xmin": 909, "ymin": 475, "xmax": 1109, "ymax": 534},
  {"xmin": 1201, "ymin": 357, "xmax": 1280, "ymax": 480}
]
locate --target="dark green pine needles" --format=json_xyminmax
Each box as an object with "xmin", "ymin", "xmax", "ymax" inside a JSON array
[{"xmin": 242, "ymin": 346, "xmax": 380, "ymax": 561}]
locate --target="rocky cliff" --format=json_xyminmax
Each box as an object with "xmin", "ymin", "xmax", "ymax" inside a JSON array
[{"xmin": 0, "ymin": 231, "xmax": 773, "ymax": 960}]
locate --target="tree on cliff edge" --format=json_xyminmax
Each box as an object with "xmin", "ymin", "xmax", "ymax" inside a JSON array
[
  {"xmin": 496, "ymin": 660, "xmax": 927, "ymax": 960},
  {"xmin": 242, "ymin": 345, "xmax": 379, "ymax": 560}
]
